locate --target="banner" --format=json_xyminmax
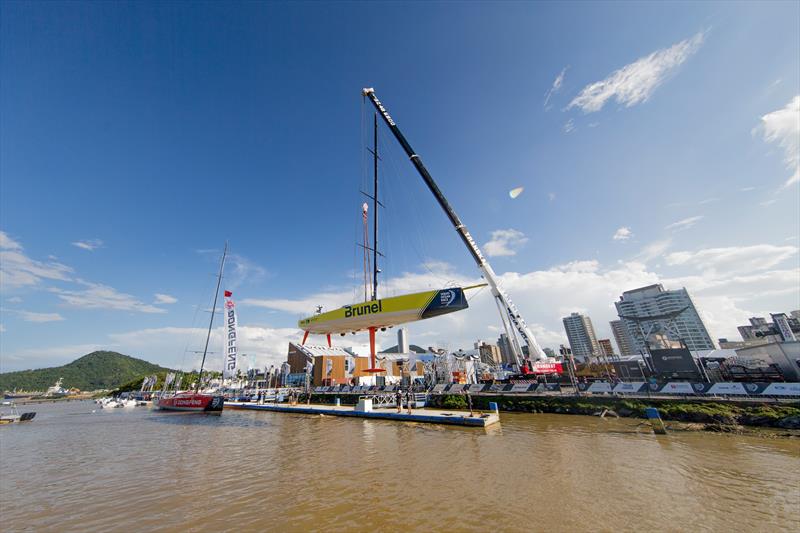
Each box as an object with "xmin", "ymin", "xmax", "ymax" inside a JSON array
[{"xmin": 223, "ymin": 290, "xmax": 239, "ymax": 380}]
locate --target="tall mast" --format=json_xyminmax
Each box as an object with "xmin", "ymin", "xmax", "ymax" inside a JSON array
[
  {"xmin": 372, "ymin": 113, "xmax": 379, "ymax": 301},
  {"xmin": 361, "ymin": 88, "xmax": 546, "ymax": 364},
  {"xmin": 196, "ymin": 242, "xmax": 227, "ymax": 391}
]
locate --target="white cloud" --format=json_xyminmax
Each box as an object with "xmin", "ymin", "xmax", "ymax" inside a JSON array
[
  {"xmin": 544, "ymin": 66, "xmax": 568, "ymax": 109},
  {"xmin": 759, "ymin": 199, "xmax": 777, "ymax": 207},
  {"xmin": 548, "ymin": 192, "xmax": 556, "ymax": 202},
  {"xmin": 698, "ymin": 197, "xmax": 718, "ymax": 205},
  {"xmin": 562, "ymin": 119, "xmax": 575, "ymax": 133},
  {"xmin": 483, "ymin": 229, "xmax": 529, "ymax": 257},
  {"xmin": 71, "ymin": 239, "xmax": 103, "ymax": 251},
  {"xmin": 106, "ymin": 325, "xmax": 301, "ymax": 371},
  {"xmin": 0, "ymin": 231, "xmax": 73, "ymax": 288},
  {"xmin": 568, "ymin": 31, "xmax": 705, "ymax": 113},
  {"xmin": 665, "ymin": 215, "xmax": 703, "ymax": 231},
  {"xmin": 665, "ymin": 244, "xmax": 797, "ymax": 276},
  {"xmin": 6, "ymin": 297, "xmax": 22, "ymax": 304},
  {"xmin": 756, "ymin": 95, "xmax": 800, "ymax": 187},
  {"xmin": 613, "ymin": 227, "xmax": 633, "ymax": 241},
  {"xmin": 50, "ymin": 281, "xmax": 166, "ymax": 314},
  {"xmin": 16, "ymin": 310, "xmax": 65, "ymax": 323},
  {"xmin": 0, "ymin": 231, "xmax": 22, "ymax": 251},
  {"xmin": 636, "ymin": 239, "xmax": 672, "ymax": 262},
  {"xmin": 154, "ymin": 293, "xmax": 177, "ymax": 305},
  {"xmin": 739, "ymin": 186, "xmax": 756, "ymax": 192}
]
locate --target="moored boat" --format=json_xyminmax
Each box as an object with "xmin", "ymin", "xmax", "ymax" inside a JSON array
[
  {"xmin": 154, "ymin": 244, "xmax": 228, "ymax": 415},
  {"xmin": 153, "ymin": 393, "xmax": 224, "ymax": 414}
]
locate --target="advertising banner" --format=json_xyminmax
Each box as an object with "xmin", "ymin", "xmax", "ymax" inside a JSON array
[
  {"xmin": 587, "ymin": 382, "xmax": 613, "ymax": 393},
  {"xmin": 536, "ymin": 383, "xmax": 562, "ymax": 393},
  {"xmin": 612, "ymin": 382, "xmax": 647, "ymax": 394},
  {"xmin": 762, "ymin": 383, "xmax": 800, "ymax": 396},
  {"xmin": 223, "ymin": 291, "xmax": 238, "ymax": 380},
  {"xmin": 707, "ymin": 382, "xmax": 749, "ymax": 395},
  {"xmin": 658, "ymin": 382, "xmax": 696, "ymax": 394},
  {"xmin": 466, "ymin": 384, "xmax": 486, "ymax": 393},
  {"xmin": 432, "ymin": 384, "xmax": 447, "ymax": 393},
  {"xmin": 510, "ymin": 383, "xmax": 534, "ymax": 392}
]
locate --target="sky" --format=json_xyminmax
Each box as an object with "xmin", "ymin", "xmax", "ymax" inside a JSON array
[{"xmin": 1, "ymin": 1, "xmax": 799, "ymax": 372}]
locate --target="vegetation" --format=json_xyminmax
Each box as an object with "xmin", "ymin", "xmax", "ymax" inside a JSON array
[
  {"xmin": 426, "ymin": 394, "xmax": 800, "ymax": 429},
  {"xmin": 0, "ymin": 351, "xmax": 174, "ymax": 392}
]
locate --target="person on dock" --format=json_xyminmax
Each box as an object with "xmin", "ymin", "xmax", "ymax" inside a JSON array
[
  {"xmin": 406, "ymin": 388, "xmax": 413, "ymax": 414},
  {"xmin": 465, "ymin": 389, "xmax": 474, "ymax": 417},
  {"xmin": 396, "ymin": 388, "xmax": 403, "ymax": 413}
]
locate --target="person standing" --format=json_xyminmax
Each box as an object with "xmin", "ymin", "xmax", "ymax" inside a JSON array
[{"xmin": 395, "ymin": 388, "xmax": 403, "ymax": 413}]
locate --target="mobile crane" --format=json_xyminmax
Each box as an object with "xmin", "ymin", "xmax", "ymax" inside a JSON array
[{"xmin": 362, "ymin": 88, "xmax": 560, "ymax": 376}]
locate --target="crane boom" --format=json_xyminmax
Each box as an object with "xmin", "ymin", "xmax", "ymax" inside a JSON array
[{"xmin": 362, "ymin": 88, "xmax": 545, "ymax": 363}]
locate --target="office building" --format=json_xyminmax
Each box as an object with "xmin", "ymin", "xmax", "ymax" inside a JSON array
[
  {"xmin": 598, "ymin": 339, "xmax": 614, "ymax": 357},
  {"xmin": 562, "ymin": 312, "xmax": 601, "ymax": 361},
  {"xmin": 610, "ymin": 319, "xmax": 636, "ymax": 355},
  {"xmin": 614, "ymin": 284, "xmax": 715, "ymax": 352},
  {"xmin": 497, "ymin": 333, "xmax": 516, "ymax": 367}
]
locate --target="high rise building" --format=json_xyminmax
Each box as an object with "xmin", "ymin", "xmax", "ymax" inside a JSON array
[
  {"xmin": 598, "ymin": 339, "xmax": 614, "ymax": 357},
  {"xmin": 562, "ymin": 312, "xmax": 601, "ymax": 361},
  {"xmin": 477, "ymin": 342, "xmax": 502, "ymax": 365},
  {"xmin": 398, "ymin": 328, "xmax": 410, "ymax": 354},
  {"xmin": 496, "ymin": 334, "xmax": 516, "ymax": 367},
  {"xmin": 614, "ymin": 284, "xmax": 715, "ymax": 352},
  {"xmin": 610, "ymin": 319, "xmax": 636, "ymax": 355}
]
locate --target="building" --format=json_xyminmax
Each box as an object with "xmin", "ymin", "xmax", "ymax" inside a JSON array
[
  {"xmin": 476, "ymin": 341, "xmax": 502, "ymax": 365},
  {"xmin": 736, "ymin": 314, "xmax": 800, "ymax": 344},
  {"xmin": 610, "ymin": 319, "xmax": 636, "ymax": 356},
  {"xmin": 614, "ymin": 284, "xmax": 715, "ymax": 353},
  {"xmin": 735, "ymin": 342, "xmax": 800, "ymax": 381},
  {"xmin": 562, "ymin": 312, "xmax": 601, "ymax": 361},
  {"xmin": 543, "ymin": 347, "xmax": 556, "ymax": 358},
  {"xmin": 497, "ymin": 333, "xmax": 516, "ymax": 367},
  {"xmin": 397, "ymin": 328, "xmax": 410, "ymax": 354},
  {"xmin": 598, "ymin": 339, "xmax": 614, "ymax": 357}
]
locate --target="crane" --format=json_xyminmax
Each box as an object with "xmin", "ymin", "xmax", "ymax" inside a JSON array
[{"xmin": 362, "ymin": 88, "xmax": 550, "ymax": 373}]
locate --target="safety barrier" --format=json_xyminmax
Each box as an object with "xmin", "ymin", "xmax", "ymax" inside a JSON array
[{"xmin": 308, "ymin": 381, "xmax": 800, "ymax": 397}]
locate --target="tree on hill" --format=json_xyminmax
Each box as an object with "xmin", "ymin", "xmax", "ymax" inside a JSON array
[{"xmin": 0, "ymin": 351, "xmax": 174, "ymax": 392}]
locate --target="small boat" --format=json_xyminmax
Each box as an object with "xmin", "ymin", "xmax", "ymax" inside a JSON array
[{"xmin": 0, "ymin": 402, "xmax": 36, "ymax": 424}]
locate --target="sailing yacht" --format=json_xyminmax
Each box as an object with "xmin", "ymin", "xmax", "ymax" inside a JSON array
[{"xmin": 154, "ymin": 245, "xmax": 227, "ymax": 415}]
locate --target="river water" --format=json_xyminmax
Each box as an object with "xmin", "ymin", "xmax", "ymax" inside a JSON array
[{"xmin": 1, "ymin": 400, "xmax": 798, "ymax": 532}]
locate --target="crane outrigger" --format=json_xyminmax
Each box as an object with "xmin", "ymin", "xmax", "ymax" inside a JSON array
[{"xmin": 362, "ymin": 88, "xmax": 556, "ymax": 375}]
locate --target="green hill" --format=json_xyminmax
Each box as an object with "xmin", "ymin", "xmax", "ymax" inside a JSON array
[{"xmin": 0, "ymin": 351, "xmax": 174, "ymax": 392}]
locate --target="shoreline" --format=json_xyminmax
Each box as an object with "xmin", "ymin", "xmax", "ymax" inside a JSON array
[{"xmin": 299, "ymin": 392, "xmax": 800, "ymax": 432}]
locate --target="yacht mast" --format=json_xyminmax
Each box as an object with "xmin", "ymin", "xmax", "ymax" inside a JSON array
[{"xmin": 196, "ymin": 242, "xmax": 227, "ymax": 391}]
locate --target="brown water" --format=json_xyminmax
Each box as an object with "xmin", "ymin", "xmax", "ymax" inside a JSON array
[{"xmin": 1, "ymin": 400, "xmax": 798, "ymax": 532}]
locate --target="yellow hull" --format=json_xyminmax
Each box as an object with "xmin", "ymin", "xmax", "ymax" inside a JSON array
[{"xmin": 298, "ymin": 287, "xmax": 470, "ymax": 335}]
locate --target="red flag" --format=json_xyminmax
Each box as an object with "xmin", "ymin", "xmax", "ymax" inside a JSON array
[{"xmin": 224, "ymin": 290, "xmax": 232, "ymax": 297}]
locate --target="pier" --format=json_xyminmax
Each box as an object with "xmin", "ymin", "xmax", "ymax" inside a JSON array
[{"xmin": 226, "ymin": 401, "xmax": 500, "ymax": 428}]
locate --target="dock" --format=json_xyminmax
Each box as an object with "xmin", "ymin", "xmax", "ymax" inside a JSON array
[{"xmin": 226, "ymin": 402, "xmax": 500, "ymax": 428}]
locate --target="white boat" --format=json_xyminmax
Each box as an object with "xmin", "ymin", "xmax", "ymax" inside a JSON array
[{"xmin": 0, "ymin": 402, "xmax": 36, "ymax": 424}]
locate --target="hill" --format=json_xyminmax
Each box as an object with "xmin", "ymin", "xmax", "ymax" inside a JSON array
[
  {"xmin": 380, "ymin": 344, "xmax": 428, "ymax": 354},
  {"xmin": 0, "ymin": 351, "xmax": 174, "ymax": 392}
]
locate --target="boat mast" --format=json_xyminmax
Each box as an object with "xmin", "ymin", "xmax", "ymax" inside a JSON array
[
  {"xmin": 196, "ymin": 242, "xmax": 227, "ymax": 392},
  {"xmin": 372, "ymin": 112, "xmax": 379, "ymax": 301},
  {"xmin": 361, "ymin": 88, "xmax": 546, "ymax": 365}
]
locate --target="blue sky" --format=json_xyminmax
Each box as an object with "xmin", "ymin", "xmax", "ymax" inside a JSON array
[{"xmin": 2, "ymin": 1, "xmax": 798, "ymax": 372}]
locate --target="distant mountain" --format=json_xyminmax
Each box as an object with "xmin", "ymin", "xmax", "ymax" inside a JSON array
[
  {"xmin": 380, "ymin": 344, "xmax": 428, "ymax": 354},
  {"xmin": 0, "ymin": 351, "xmax": 173, "ymax": 392}
]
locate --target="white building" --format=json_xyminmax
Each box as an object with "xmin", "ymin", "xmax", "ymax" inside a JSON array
[{"xmin": 614, "ymin": 284, "xmax": 715, "ymax": 353}]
